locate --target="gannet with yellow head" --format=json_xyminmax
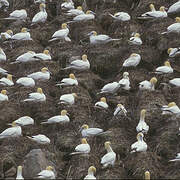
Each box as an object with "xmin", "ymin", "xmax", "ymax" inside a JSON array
[
  {"xmin": 95, "ymin": 97, "xmax": 109, "ymax": 109},
  {"xmin": 14, "ymin": 51, "xmax": 36, "ymax": 63},
  {"xmin": 109, "ymin": 11, "xmax": 131, "ymax": 21},
  {"xmin": 169, "ymin": 153, "xmax": 180, "ymax": 162},
  {"xmin": 122, "ymin": 53, "xmax": 141, "ymax": 67},
  {"xmin": 16, "ymin": 77, "xmax": 35, "ymax": 87},
  {"xmin": 4, "ymin": 9, "xmax": 27, "ymax": 20},
  {"xmin": 66, "ymin": 6, "xmax": 84, "ymax": 16},
  {"xmin": 167, "ymin": 47, "xmax": 180, "ymax": 57},
  {"xmin": 84, "ymin": 166, "xmax": 96, "ymax": 180},
  {"xmin": 145, "ymin": 171, "xmax": 150, "ymax": 180},
  {"xmin": 113, "ymin": 103, "xmax": 127, "ymax": 116},
  {"xmin": 34, "ymin": 0, "xmax": 45, "ymax": 3},
  {"xmin": 119, "ymin": 72, "xmax": 131, "ymax": 90},
  {"xmin": 12, "ymin": 116, "xmax": 34, "ymax": 126},
  {"xmin": 11, "ymin": 27, "xmax": 32, "ymax": 40},
  {"xmin": 169, "ymin": 78, "xmax": 180, "ymax": 87},
  {"xmin": 98, "ymin": 81, "xmax": 120, "ymax": 94},
  {"xmin": 61, "ymin": 0, "xmax": 74, "ymax": 10},
  {"xmin": 0, "ymin": 30, "xmax": 13, "ymax": 40},
  {"xmin": 0, "ymin": 89, "xmax": 8, "ymax": 101},
  {"xmin": 0, "ymin": 48, "xmax": 6, "ymax": 61},
  {"xmin": 32, "ymin": 49, "xmax": 51, "ymax": 61},
  {"xmin": 0, "ymin": 74, "xmax": 14, "ymax": 86},
  {"xmin": 27, "ymin": 134, "xmax": 50, "ymax": 144},
  {"xmin": 128, "ymin": 33, "xmax": 142, "ymax": 45},
  {"xmin": 16, "ymin": 166, "xmax": 24, "ymax": 180},
  {"xmin": 36, "ymin": 166, "xmax": 55, "ymax": 179},
  {"xmin": 161, "ymin": 102, "xmax": 180, "ymax": 115},
  {"xmin": 139, "ymin": 77, "xmax": 157, "ymax": 91},
  {"xmin": 168, "ymin": 1, "xmax": 180, "ymax": 14},
  {"xmin": 155, "ymin": 61, "xmax": 173, "ymax": 74},
  {"xmin": 0, "ymin": 67, "xmax": 8, "ymax": 75},
  {"xmin": 59, "ymin": 93, "xmax": 77, "ymax": 105}
]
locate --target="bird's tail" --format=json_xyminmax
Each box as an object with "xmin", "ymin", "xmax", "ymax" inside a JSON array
[
  {"xmin": 69, "ymin": 152, "xmax": 85, "ymax": 155},
  {"xmin": 48, "ymin": 38, "xmax": 58, "ymax": 42},
  {"xmin": 40, "ymin": 121, "xmax": 49, "ymax": 124},
  {"xmin": 97, "ymin": 131, "xmax": 112, "ymax": 136},
  {"xmin": 10, "ymin": 61, "xmax": 20, "ymax": 64},
  {"xmin": 169, "ymin": 159, "xmax": 180, "ymax": 162},
  {"xmin": 65, "ymin": 36, "xmax": 71, "ymax": 42},
  {"xmin": 161, "ymin": 31, "xmax": 167, "ymax": 35},
  {"xmin": 62, "ymin": 66, "xmax": 71, "ymax": 70},
  {"xmin": 23, "ymin": 99, "xmax": 33, "ymax": 102},
  {"xmin": 130, "ymin": 150, "xmax": 136, "ymax": 154}
]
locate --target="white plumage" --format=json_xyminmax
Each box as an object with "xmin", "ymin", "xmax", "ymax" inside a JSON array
[
  {"xmin": 119, "ymin": 72, "xmax": 131, "ymax": 90},
  {"xmin": 71, "ymin": 10, "xmax": 95, "ymax": 22},
  {"xmin": 155, "ymin": 61, "xmax": 173, "ymax": 74},
  {"xmin": 0, "ymin": 0, "xmax": 9, "ymax": 8},
  {"xmin": 109, "ymin": 12, "xmax": 130, "ymax": 21},
  {"xmin": 139, "ymin": 77, "xmax": 157, "ymax": 91},
  {"xmin": 0, "ymin": 67, "xmax": 8, "ymax": 75},
  {"xmin": 0, "ymin": 74, "xmax": 14, "ymax": 86},
  {"xmin": 16, "ymin": 77, "xmax": 35, "ymax": 87},
  {"xmin": 59, "ymin": 93, "xmax": 77, "ymax": 105},
  {"xmin": 168, "ymin": 47, "xmax": 180, "ymax": 57},
  {"xmin": 36, "ymin": 166, "xmax": 55, "ymax": 179},
  {"xmin": 80, "ymin": 125, "xmax": 104, "ymax": 137},
  {"xmin": 16, "ymin": 166, "xmax": 24, "ymax": 180},
  {"xmin": 27, "ymin": 134, "xmax": 50, "ymax": 144},
  {"xmin": 169, "ymin": 78, "xmax": 180, "ymax": 87},
  {"xmin": 161, "ymin": 102, "xmax": 180, "ymax": 115},
  {"xmin": 0, "ymin": 48, "xmax": 6, "ymax": 61},
  {"xmin": 32, "ymin": 50, "xmax": 51, "ymax": 61},
  {"xmin": 122, "ymin": 53, "xmax": 141, "ymax": 67},
  {"xmin": 0, "ymin": 90, "xmax": 8, "ymax": 101},
  {"xmin": 61, "ymin": 0, "xmax": 74, "ymax": 10},
  {"xmin": 11, "ymin": 28, "xmax": 32, "ymax": 41},
  {"xmin": 95, "ymin": 97, "xmax": 108, "ymax": 109},
  {"xmin": 66, "ymin": 7, "xmax": 84, "ymax": 16},
  {"xmin": 13, "ymin": 116, "xmax": 34, "ymax": 126},
  {"xmin": 168, "ymin": 1, "xmax": 180, "ymax": 14},
  {"xmin": 5, "ymin": 9, "xmax": 27, "ymax": 20},
  {"xmin": 84, "ymin": 166, "xmax": 96, "ymax": 180},
  {"xmin": 128, "ymin": 33, "xmax": 142, "ymax": 45},
  {"xmin": 56, "ymin": 74, "xmax": 78, "ymax": 87},
  {"xmin": 113, "ymin": 104, "xmax": 127, "ymax": 116},
  {"xmin": 169, "ymin": 153, "xmax": 180, "ymax": 162},
  {"xmin": 15, "ymin": 51, "xmax": 36, "ymax": 63},
  {"xmin": 99, "ymin": 82, "xmax": 120, "ymax": 94}
]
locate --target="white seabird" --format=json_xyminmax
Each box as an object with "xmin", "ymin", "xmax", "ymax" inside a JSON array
[
  {"xmin": 161, "ymin": 102, "xmax": 180, "ymax": 115},
  {"xmin": 34, "ymin": 0, "xmax": 45, "ymax": 3},
  {"xmin": 24, "ymin": 88, "xmax": 46, "ymax": 102},
  {"xmin": 0, "ymin": 67, "xmax": 8, "ymax": 75},
  {"xmin": 59, "ymin": 93, "xmax": 77, "ymax": 105},
  {"xmin": 0, "ymin": 29, "xmax": 13, "ymax": 40},
  {"xmin": 0, "ymin": 90, "xmax": 8, "ymax": 101},
  {"xmin": 95, "ymin": 97, "xmax": 109, "ymax": 109},
  {"xmin": 41, "ymin": 110, "xmax": 70, "ymax": 124},
  {"xmin": 65, "ymin": 6, "xmax": 84, "ymax": 16},
  {"xmin": 155, "ymin": 61, "xmax": 173, "ymax": 74},
  {"xmin": 167, "ymin": 47, "xmax": 180, "ymax": 57},
  {"xmin": 13, "ymin": 51, "xmax": 36, "ymax": 63},
  {"xmin": 70, "ymin": 138, "xmax": 90, "ymax": 155},
  {"xmin": 130, "ymin": 132, "xmax": 147, "ymax": 153},
  {"xmin": 16, "ymin": 166, "xmax": 24, "ymax": 180},
  {"xmin": 0, "ymin": 48, "xmax": 6, "ymax": 61},
  {"xmin": 56, "ymin": 73, "xmax": 78, "ymax": 87},
  {"xmin": 49, "ymin": 23, "xmax": 71, "ymax": 42},
  {"xmin": 0, "ymin": 122, "xmax": 22, "ymax": 139},
  {"xmin": 169, "ymin": 78, "xmax": 180, "ymax": 87},
  {"xmin": 101, "ymin": 141, "xmax": 116, "ymax": 167},
  {"xmin": 113, "ymin": 104, "xmax": 127, "ymax": 116},
  {"xmin": 98, "ymin": 81, "xmax": 120, "ymax": 94},
  {"xmin": 61, "ymin": 0, "xmax": 74, "ymax": 10},
  {"xmin": 31, "ymin": 3, "xmax": 47, "ymax": 25},
  {"xmin": 84, "ymin": 166, "xmax": 96, "ymax": 180},
  {"xmin": 145, "ymin": 171, "xmax": 150, "ymax": 180},
  {"xmin": 12, "ymin": 116, "xmax": 34, "ymax": 126},
  {"xmin": 168, "ymin": 1, "xmax": 180, "ymax": 14},
  {"xmin": 63, "ymin": 54, "xmax": 90, "ymax": 70},
  {"xmin": 169, "ymin": 153, "xmax": 180, "ymax": 162},
  {"xmin": 0, "ymin": 0, "xmax": 9, "ymax": 9},
  {"xmin": 128, "ymin": 33, "xmax": 142, "ymax": 45},
  {"xmin": 139, "ymin": 77, "xmax": 157, "ymax": 91},
  {"xmin": 119, "ymin": 72, "xmax": 131, "ymax": 90},
  {"xmin": 16, "ymin": 77, "xmax": 35, "ymax": 87},
  {"xmin": 109, "ymin": 12, "xmax": 131, "ymax": 21},
  {"xmin": 11, "ymin": 28, "xmax": 32, "ymax": 41},
  {"xmin": 4, "ymin": 9, "xmax": 27, "ymax": 20},
  {"xmin": 27, "ymin": 134, "xmax": 50, "ymax": 144},
  {"xmin": 27, "ymin": 67, "xmax": 50, "ymax": 81},
  {"xmin": 36, "ymin": 166, "xmax": 55, "ymax": 179},
  {"xmin": 0, "ymin": 74, "xmax": 14, "ymax": 86},
  {"xmin": 136, "ymin": 109, "xmax": 149, "ymax": 134},
  {"xmin": 122, "ymin": 53, "xmax": 141, "ymax": 67},
  {"xmin": 32, "ymin": 50, "xmax": 51, "ymax": 61}
]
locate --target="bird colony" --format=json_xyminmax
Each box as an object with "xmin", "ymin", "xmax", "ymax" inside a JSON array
[{"xmin": 0, "ymin": 0, "xmax": 180, "ymax": 179}]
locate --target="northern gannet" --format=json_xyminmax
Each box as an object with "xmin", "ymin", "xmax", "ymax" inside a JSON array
[
  {"xmin": 49, "ymin": 23, "xmax": 71, "ymax": 42},
  {"xmin": 32, "ymin": 50, "xmax": 51, "ymax": 61},
  {"xmin": 95, "ymin": 97, "xmax": 109, "ymax": 109},
  {"xmin": 27, "ymin": 67, "xmax": 50, "ymax": 81},
  {"xmin": 138, "ymin": 6, "xmax": 167, "ymax": 19},
  {"xmin": 168, "ymin": 1, "xmax": 180, "ymax": 14},
  {"xmin": 98, "ymin": 82, "xmax": 120, "ymax": 94},
  {"xmin": 59, "ymin": 93, "xmax": 77, "ymax": 105},
  {"xmin": 0, "ymin": 67, "xmax": 8, "ymax": 75},
  {"xmin": 34, "ymin": 0, "xmax": 45, "ymax": 3},
  {"xmin": 130, "ymin": 132, "xmax": 147, "ymax": 153},
  {"xmin": 119, "ymin": 72, "xmax": 131, "ymax": 90},
  {"xmin": 14, "ymin": 51, "xmax": 36, "ymax": 63},
  {"xmin": 113, "ymin": 104, "xmax": 127, "ymax": 116},
  {"xmin": 11, "ymin": 28, "xmax": 32, "ymax": 41},
  {"xmin": 84, "ymin": 166, "xmax": 96, "ymax": 180},
  {"xmin": 109, "ymin": 12, "xmax": 131, "ymax": 21},
  {"xmin": 122, "ymin": 53, "xmax": 141, "ymax": 67},
  {"xmin": 128, "ymin": 33, "xmax": 142, "ymax": 45},
  {"xmin": 155, "ymin": 61, "xmax": 173, "ymax": 74},
  {"xmin": 145, "ymin": 171, "xmax": 150, "ymax": 180},
  {"xmin": 70, "ymin": 138, "xmax": 90, "ymax": 155},
  {"xmin": 167, "ymin": 47, "xmax": 180, "ymax": 57},
  {"xmin": 4, "ymin": 9, "xmax": 27, "ymax": 20},
  {"xmin": 27, "ymin": 134, "xmax": 50, "ymax": 144},
  {"xmin": 0, "ymin": 29, "xmax": 13, "ymax": 40},
  {"xmin": 88, "ymin": 31, "xmax": 120, "ymax": 44},
  {"xmin": 16, "ymin": 77, "xmax": 35, "ymax": 87},
  {"xmin": 24, "ymin": 88, "xmax": 46, "ymax": 102},
  {"xmin": 169, "ymin": 78, "xmax": 180, "ymax": 87},
  {"xmin": 101, "ymin": 141, "xmax": 116, "ymax": 167},
  {"xmin": 0, "ymin": 122, "xmax": 22, "ymax": 139},
  {"xmin": 0, "ymin": 74, "xmax": 14, "ymax": 86},
  {"xmin": 0, "ymin": 0, "xmax": 9, "ymax": 9},
  {"xmin": 161, "ymin": 102, "xmax": 180, "ymax": 114},
  {"xmin": 41, "ymin": 110, "xmax": 70, "ymax": 124},
  {"xmin": 36, "ymin": 166, "xmax": 55, "ymax": 179},
  {"xmin": 136, "ymin": 109, "xmax": 149, "ymax": 134},
  {"xmin": 169, "ymin": 153, "xmax": 180, "ymax": 162},
  {"xmin": 63, "ymin": 54, "xmax": 90, "ymax": 70},
  {"xmin": 149, "ymin": 4, "xmax": 156, "ymax": 11},
  {"xmin": 56, "ymin": 73, "xmax": 78, "ymax": 87},
  {"xmin": 31, "ymin": 3, "xmax": 47, "ymax": 25},
  {"xmin": 0, "ymin": 90, "xmax": 8, "ymax": 101},
  {"xmin": 16, "ymin": 166, "xmax": 24, "ymax": 180},
  {"xmin": 61, "ymin": 0, "xmax": 74, "ymax": 10},
  {"xmin": 139, "ymin": 77, "xmax": 157, "ymax": 91},
  {"xmin": 13, "ymin": 116, "xmax": 34, "ymax": 126},
  {"xmin": 162, "ymin": 17, "xmax": 180, "ymax": 34},
  {"xmin": 65, "ymin": 6, "xmax": 84, "ymax": 16},
  {"xmin": 0, "ymin": 48, "xmax": 6, "ymax": 61}
]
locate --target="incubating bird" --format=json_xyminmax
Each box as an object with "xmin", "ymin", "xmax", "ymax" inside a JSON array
[
  {"xmin": 32, "ymin": 50, "xmax": 51, "ymax": 61},
  {"xmin": 167, "ymin": 47, "xmax": 180, "ymax": 57},
  {"xmin": 149, "ymin": 3, "xmax": 156, "ymax": 11},
  {"xmin": 145, "ymin": 171, "xmax": 150, "ymax": 180},
  {"xmin": 0, "ymin": 74, "xmax": 14, "ymax": 86},
  {"xmin": 61, "ymin": 0, "xmax": 74, "ymax": 10},
  {"xmin": 0, "ymin": 89, "xmax": 8, "ymax": 101},
  {"xmin": 0, "ymin": 48, "xmax": 6, "ymax": 61},
  {"xmin": 49, "ymin": 23, "xmax": 71, "ymax": 42},
  {"xmin": 56, "ymin": 73, "xmax": 78, "ymax": 87},
  {"xmin": 12, "ymin": 116, "xmax": 34, "ymax": 126},
  {"xmin": 88, "ymin": 31, "xmax": 120, "ymax": 44},
  {"xmin": 41, "ymin": 110, "xmax": 70, "ymax": 124},
  {"xmin": 24, "ymin": 88, "xmax": 46, "ymax": 102},
  {"xmin": 131, "ymin": 132, "xmax": 147, "ymax": 153},
  {"xmin": 161, "ymin": 102, "xmax": 180, "ymax": 115},
  {"xmin": 98, "ymin": 81, "xmax": 120, "ymax": 94},
  {"xmin": 27, "ymin": 67, "xmax": 50, "ymax": 81},
  {"xmin": 155, "ymin": 61, "xmax": 173, "ymax": 74},
  {"xmin": 84, "ymin": 166, "xmax": 96, "ymax": 180},
  {"xmin": 162, "ymin": 17, "xmax": 180, "ymax": 34},
  {"xmin": 138, "ymin": 6, "xmax": 167, "ymax": 19},
  {"xmin": 139, "ymin": 77, "xmax": 157, "ymax": 91},
  {"xmin": 128, "ymin": 33, "xmax": 142, "ymax": 45},
  {"xmin": 16, "ymin": 166, "xmax": 24, "ymax": 180},
  {"xmin": 113, "ymin": 104, "xmax": 127, "ymax": 116},
  {"xmin": 27, "ymin": 134, "xmax": 50, "ymax": 144},
  {"xmin": 0, "ymin": 122, "xmax": 22, "ymax": 139},
  {"xmin": 109, "ymin": 12, "xmax": 131, "ymax": 21},
  {"xmin": 59, "ymin": 93, "xmax": 77, "ymax": 105},
  {"xmin": 0, "ymin": 0, "xmax": 9, "ymax": 9},
  {"xmin": 36, "ymin": 166, "xmax": 55, "ymax": 179},
  {"xmin": 0, "ymin": 29, "xmax": 13, "ymax": 40},
  {"xmin": 95, "ymin": 97, "xmax": 109, "ymax": 109},
  {"xmin": 136, "ymin": 109, "xmax": 149, "ymax": 134},
  {"xmin": 70, "ymin": 138, "xmax": 90, "ymax": 155},
  {"xmin": 14, "ymin": 51, "xmax": 36, "ymax": 63},
  {"xmin": 122, "ymin": 53, "xmax": 141, "ymax": 67},
  {"xmin": 4, "ymin": 9, "xmax": 27, "ymax": 20},
  {"xmin": 168, "ymin": 1, "xmax": 180, "ymax": 14},
  {"xmin": 11, "ymin": 28, "xmax": 32, "ymax": 41},
  {"xmin": 119, "ymin": 72, "xmax": 131, "ymax": 90},
  {"xmin": 65, "ymin": 6, "xmax": 84, "ymax": 16},
  {"xmin": 34, "ymin": 0, "xmax": 45, "ymax": 3},
  {"xmin": 101, "ymin": 141, "xmax": 116, "ymax": 167},
  {"xmin": 16, "ymin": 77, "xmax": 35, "ymax": 87},
  {"xmin": 169, "ymin": 78, "xmax": 180, "ymax": 87},
  {"xmin": 169, "ymin": 153, "xmax": 180, "ymax": 162},
  {"xmin": 31, "ymin": 3, "xmax": 47, "ymax": 25},
  {"xmin": 0, "ymin": 67, "xmax": 8, "ymax": 75},
  {"xmin": 63, "ymin": 54, "xmax": 90, "ymax": 70}
]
